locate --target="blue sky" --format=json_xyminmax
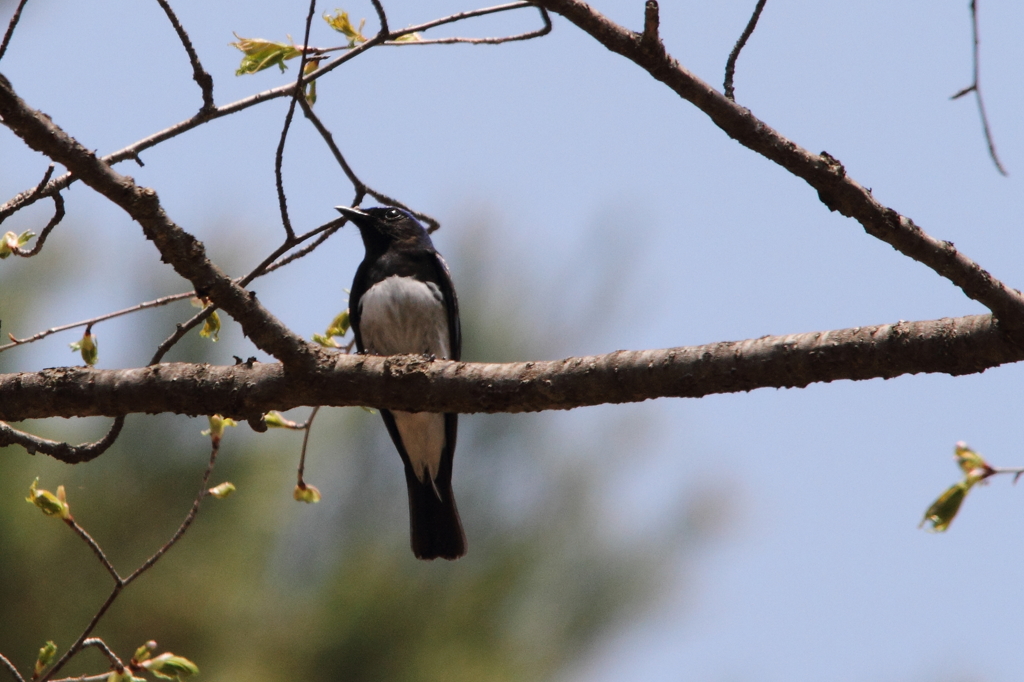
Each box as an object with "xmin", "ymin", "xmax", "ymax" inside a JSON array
[{"xmin": 2, "ymin": 1, "xmax": 1024, "ymax": 680}]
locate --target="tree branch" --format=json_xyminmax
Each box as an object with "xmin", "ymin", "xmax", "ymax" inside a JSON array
[
  {"xmin": 723, "ymin": 0, "xmax": 767, "ymax": 101},
  {"xmin": 153, "ymin": 0, "xmax": 215, "ymax": 112},
  {"xmin": 531, "ymin": 0, "xmax": 1024, "ymax": 333},
  {"xmin": 0, "ymin": 33, "xmax": 381, "ymax": 222},
  {"xmin": 0, "ymin": 73, "xmax": 321, "ymax": 370},
  {"xmin": 950, "ymin": 0, "xmax": 1007, "ymax": 176},
  {"xmin": 1, "ymin": 291, "xmax": 194, "ymax": 352},
  {"xmin": 7, "ymin": 190, "xmax": 63, "ymax": 257},
  {"xmin": 0, "ymin": 416, "xmax": 124, "ymax": 463},
  {"xmin": 1, "ymin": 315, "xmax": 1019, "ymax": 431},
  {"xmin": 0, "ymin": 653, "xmax": 25, "ymax": 682},
  {"xmin": 0, "ymin": 0, "xmax": 30, "ymax": 63},
  {"xmin": 37, "ymin": 439, "xmax": 220, "ymax": 681},
  {"xmin": 297, "ymin": 96, "xmax": 440, "ymax": 231},
  {"xmin": 79, "ymin": 640, "xmax": 123, "ymax": 671},
  {"xmin": 0, "ymin": 2, "xmax": 546, "ymax": 223}
]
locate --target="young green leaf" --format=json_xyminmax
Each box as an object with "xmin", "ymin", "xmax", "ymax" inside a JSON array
[
  {"xmin": 208, "ymin": 482, "xmax": 237, "ymax": 499},
  {"xmin": 200, "ymin": 310, "xmax": 221, "ymax": 342},
  {"xmin": 312, "ymin": 333, "xmax": 339, "ymax": 348},
  {"xmin": 230, "ymin": 34, "xmax": 302, "ymax": 75},
  {"xmin": 26, "ymin": 478, "xmax": 72, "ymax": 520},
  {"xmin": 314, "ymin": 309, "xmax": 351, "ymax": 347},
  {"xmin": 69, "ymin": 329, "xmax": 98, "ymax": 366},
  {"xmin": 191, "ymin": 297, "xmax": 221, "ymax": 341},
  {"xmin": 133, "ymin": 641, "xmax": 157, "ymax": 664},
  {"xmin": 264, "ymin": 411, "xmax": 300, "ymax": 429},
  {"xmin": 954, "ymin": 441, "xmax": 992, "ymax": 481},
  {"xmin": 140, "ymin": 652, "xmax": 199, "ymax": 681},
  {"xmin": 34, "ymin": 641, "xmax": 58, "ymax": 676},
  {"xmin": 0, "ymin": 231, "xmax": 17, "ymax": 258},
  {"xmin": 326, "ymin": 309, "xmax": 350, "ymax": 337},
  {"xmin": 323, "ymin": 10, "xmax": 366, "ymax": 47},
  {"xmin": 202, "ymin": 414, "xmax": 238, "ymax": 443},
  {"xmin": 920, "ymin": 481, "xmax": 971, "ymax": 532},
  {"xmin": 303, "ymin": 59, "xmax": 320, "ymax": 105}
]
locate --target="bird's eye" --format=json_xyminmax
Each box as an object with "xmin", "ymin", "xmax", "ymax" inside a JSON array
[{"xmin": 385, "ymin": 208, "xmax": 402, "ymax": 220}]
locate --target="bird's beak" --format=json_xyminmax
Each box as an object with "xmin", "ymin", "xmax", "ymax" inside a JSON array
[{"xmin": 335, "ymin": 205, "xmax": 369, "ymax": 224}]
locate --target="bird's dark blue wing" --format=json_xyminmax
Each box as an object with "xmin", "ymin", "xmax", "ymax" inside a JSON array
[{"xmin": 431, "ymin": 251, "xmax": 461, "ymax": 361}]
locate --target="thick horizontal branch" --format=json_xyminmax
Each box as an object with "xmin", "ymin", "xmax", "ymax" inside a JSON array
[
  {"xmin": 0, "ymin": 72, "xmax": 320, "ymax": 370},
  {"xmin": 1, "ymin": 315, "xmax": 1019, "ymax": 423},
  {"xmin": 534, "ymin": 0, "xmax": 1024, "ymax": 333}
]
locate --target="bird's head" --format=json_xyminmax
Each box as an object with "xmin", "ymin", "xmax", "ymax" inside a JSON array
[{"xmin": 335, "ymin": 205, "xmax": 432, "ymax": 252}]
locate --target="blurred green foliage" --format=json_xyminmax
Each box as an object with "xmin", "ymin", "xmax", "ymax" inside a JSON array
[{"xmin": 0, "ymin": 215, "xmax": 722, "ymax": 681}]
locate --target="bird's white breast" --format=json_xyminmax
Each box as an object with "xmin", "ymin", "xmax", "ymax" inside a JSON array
[
  {"xmin": 360, "ymin": 275, "xmax": 450, "ymax": 484},
  {"xmin": 359, "ymin": 275, "xmax": 450, "ymax": 358}
]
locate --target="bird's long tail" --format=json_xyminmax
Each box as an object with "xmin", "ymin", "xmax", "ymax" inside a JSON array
[{"xmin": 405, "ymin": 468, "xmax": 466, "ymax": 560}]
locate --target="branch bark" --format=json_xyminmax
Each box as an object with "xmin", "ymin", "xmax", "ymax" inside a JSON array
[
  {"xmin": 1, "ymin": 315, "xmax": 1018, "ymax": 424},
  {"xmin": 2, "ymin": 6, "xmax": 1022, "ymax": 463},
  {"xmin": 533, "ymin": 0, "xmax": 1024, "ymax": 333},
  {"xmin": 0, "ymin": 72, "xmax": 321, "ymax": 370}
]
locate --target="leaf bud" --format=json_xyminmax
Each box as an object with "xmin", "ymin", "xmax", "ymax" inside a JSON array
[{"xmin": 293, "ymin": 483, "xmax": 322, "ymax": 504}]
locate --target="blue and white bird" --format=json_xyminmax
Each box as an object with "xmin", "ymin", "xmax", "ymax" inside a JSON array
[{"xmin": 337, "ymin": 205, "xmax": 466, "ymax": 560}]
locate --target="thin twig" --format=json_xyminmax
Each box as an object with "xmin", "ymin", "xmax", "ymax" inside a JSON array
[
  {"xmin": 296, "ymin": 97, "xmax": 441, "ymax": 231},
  {"xmin": 0, "ymin": 2, "xmax": 542, "ymax": 222},
  {"xmin": 0, "ymin": 417, "xmax": 125, "ymax": 464},
  {"xmin": 273, "ymin": 103, "xmax": 297, "ymax": 241},
  {"xmin": 0, "ymin": 0, "xmax": 31, "ymax": 62},
  {"xmin": 296, "ymin": 97, "xmax": 366, "ymax": 193},
  {"xmin": 39, "ymin": 587, "xmax": 121, "ymax": 682},
  {"xmin": 724, "ymin": 0, "xmax": 767, "ymax": 101},
  {"xmin": 0, "ymin": 35, "xmax": 380, "ymax": 221},
  {"xmin": 384, "ymin": 6, "xmax": 550, "ymax": 46},
  {"xmin": 296, "ymin": 406, "xmax": 320, "ymax": 487},
  {"xmin": 393, "ymin": 1, "xmax": 537, "ymax": 38},
  {"xmin": 950, "ymin": 0, "xmax": 1007, "ymax": 175},
  {"xmin": 308, "ymin": 1, "xmax": 550, "ymax": 48},
  {"xmin": 237, "ymin": 216, "xmax": 344, "ymax": 284},
  {"xmin": 9, "ymin": 190, "xmax": 64, "ymax": 257},
  {"xmin": 123, "ymin": 437, "xmax": 220, "ymax": 584},
  {"xmin": 640, "ymin": 0, "xmax": 659, "ymax": 48},
  {"xmin": 148, "ymin": 306, "xmax": 217, "ymax": 365},
  {"xmin": 989, "ymin": 466, "xmax": 1024, "ymax": 479},
  {"xmin": 65, "ymin": 520, "xmax": 122, "ymax": 583},
  {"xmin": 1, "ymin": 213, "xmax": 342, "ymax": 362},
  {"xmin": 153, "ymin": 0, "xmax": 214, "ymax": 112},
  {"xmin": 369, "ymin": 0, "xmax": 389, "ymax": 36},
  {"xmin": 0, "ymin": 653, "xmax": 25, "ymax": 682},
  {"xmin": 0, "ymin": 291, "xmax": 194, "ymax": 352},
  {"xmin": 260, "ymin": 218, "xmax": 346, "ymax": 274},
  {"xmin": 41, "ymin": 439, "xmax": 221, "ymax": 681},
  {"xmin": 273, "ymin": 0, "xmax": 320, "ymax": 242},
  {"xmin": 79, "ymin": 640, "xmax": 123, "ymax": 672},
  {"xmin": 0, "ymin": 162, "xmax": 52, "ymax": 230},
  {"xmin": 24, "ymin": 162, "xmax": 54, "ymax": 202}
]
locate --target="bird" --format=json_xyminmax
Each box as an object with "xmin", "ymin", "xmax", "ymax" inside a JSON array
[{"xmin": 336, "ymin": 205, "xmax": 467, "ymax": 560}]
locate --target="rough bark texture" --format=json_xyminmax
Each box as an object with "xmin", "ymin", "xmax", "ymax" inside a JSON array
[{"xmin": 2, "ymin": 315, "xmax": 1019, "ymax": 425}]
